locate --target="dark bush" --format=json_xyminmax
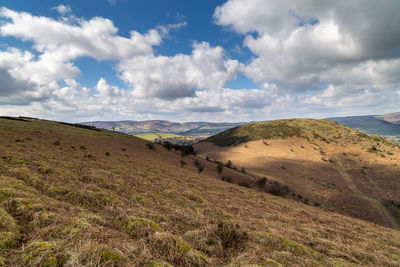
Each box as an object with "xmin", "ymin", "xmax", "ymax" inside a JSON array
[
  {"xmin": 238, "ymin": 182, "xmax": 250, "ymax": 188},
  {"xmin": 53, "ymin": 140, "xmax": 60, "ymax": 145},
  {"xmin": 221, "ymin": 176, "xmax": 232, "ymax": 183},
  {"xmin": 267, "ymin": 181, "xmax": 289, "ymax": 196},
  {"xmin": 240, "ymin": 167, "xmax": 246, "ymax": 174},
  {"xmin": 105, "ymin": 152, "xmax": 110, "ymax": 156},
  {"xmin": 180, "ymin": 160, "xmax": 186, "ymax": 168},
  {"xmin": 256, "ymin": 177, "xmax": 267, "ymax": 187},
  {"xmin": 146, "ymin": 143, "xmax": 154, "ymax": 150},
  {"xmin": 162, "ymin": 141, "xmax": 173, "ymax": 151},
  {"xmin": 216, "ymin": 164, "xmax": 223, "ymax": 174},
  {"xmin": 226, "ymin": 160, "xmax": 233, "ymax": 168},
  {"xmin": 194, "ymin": 160, "xmax": 204, "ymax": 173}
]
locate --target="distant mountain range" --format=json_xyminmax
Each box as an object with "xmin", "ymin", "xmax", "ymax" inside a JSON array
[
  {"xmin": 82, "ymin": 120, "xmax": 245, "ymax": 136},
  {"xmin": 83, "ymin": 112, "xmax": 400, "ymax": 142},
  {"xmin": 327, "ymin": 112, "xmax": 400, "ymax": 143}
]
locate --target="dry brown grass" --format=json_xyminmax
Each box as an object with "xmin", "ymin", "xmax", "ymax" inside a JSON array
[
  {"xmin": 1, "ymin": 117, "xmax": 400, "ymax": 266},
  {"xmin": 195, "ymin": 119, "xmax": 400, "ymax": 230}
]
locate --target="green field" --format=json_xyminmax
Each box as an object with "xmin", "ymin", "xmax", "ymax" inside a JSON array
[{"xmin": 133, "ymin": 132, "xmax": 188, "ymax": 141}]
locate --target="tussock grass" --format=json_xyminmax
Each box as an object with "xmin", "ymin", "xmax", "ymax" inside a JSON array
[{"xmin": 0, "ymin": 118, "xmax": 400, "ymax": 266}]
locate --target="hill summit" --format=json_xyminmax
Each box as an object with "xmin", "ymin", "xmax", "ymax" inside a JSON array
[{"xmin": 196, "ymin": 119, "xmax": 400, "ymax": 229}]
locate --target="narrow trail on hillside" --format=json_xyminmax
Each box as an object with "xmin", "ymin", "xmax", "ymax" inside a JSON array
[{"xmin": 336, "ymin": 160, "xmax": 399, "ymax": 229}]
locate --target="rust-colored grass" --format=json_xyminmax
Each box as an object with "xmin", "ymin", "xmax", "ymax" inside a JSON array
[
  {"xmin": 1, "ymin": 117, "xmax": 400, "ymax": 266},
  {"xmin": 195, "ymin": 119, "xmax": 400, "ymax": 230}
]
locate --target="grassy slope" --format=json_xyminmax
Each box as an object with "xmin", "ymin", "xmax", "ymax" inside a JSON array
[
  {"xmin": 1, "ymin": 117, "xmax": 400, "ymax": 266},
  {"xmin": 197, "ymin": 119, "xmax": 400, "ymax": 229}
]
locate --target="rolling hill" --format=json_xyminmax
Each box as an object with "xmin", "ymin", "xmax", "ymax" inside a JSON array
[
  {"xmin": 195, "ymin": 119, "xmax": 400, "ymax": 230},
  {"xmin": 1, "ymin": 117, "xmax": 400, "ymax": 266},
  {"xmin": 328, "ymin": 112, "xmax": 400, "ymax": 143},
  {"xmin": 82, "ymin": 120, "xmax": 245, "ymax": 137},
  {"xmin": 376, "ymin": 112, "xmax": 400, "ymax": 124}
]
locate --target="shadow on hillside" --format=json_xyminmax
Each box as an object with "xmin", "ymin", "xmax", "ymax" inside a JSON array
[{"xmin": 237, "ymin": 154, "xmax": 400, "ymax": 229}]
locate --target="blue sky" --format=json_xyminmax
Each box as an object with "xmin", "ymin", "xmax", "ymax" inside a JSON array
[
  {"xmin": 1, "ymin": 0, "xmax": 254, "ymax": 89},
  {"xmin": 0, "ymin": 0, "xmax": 399, "ymax": 122}
]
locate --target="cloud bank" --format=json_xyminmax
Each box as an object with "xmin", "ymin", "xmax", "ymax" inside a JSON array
[{"xmin": 0, "ymin": 1, "xmax": 400, "ymax": 122}]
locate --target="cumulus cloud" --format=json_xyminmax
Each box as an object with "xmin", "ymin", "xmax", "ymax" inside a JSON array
[
  {"xmin": 1, "ymin": 2, "xmax": 400, "ymax": 122},
  {"xmin": 0, "ymin": 7, "xmax": 162, "ymax": 61},
  {"xmin": 0, "ymin": 7, "xmax": 243, "ymax": 120},
  {"xmin": 215, "ymin": 0, "xmax": 400, "ymax": 100},
  {"xmin": 52, "ymin": 4, "xmax": 72, "ymax": 15},
  {"xmin": 119, "ymin": 42, "xmax": 240, "ymax": 99}
]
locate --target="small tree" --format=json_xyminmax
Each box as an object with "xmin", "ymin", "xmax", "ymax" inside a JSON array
[
  {"xmin": 216, "ymin": 164, "xmax": 223, "ymax": 174},
  {"xmin": 146, "ymin": 143, "xmax": 154, "ymax": 150},
  {"xmin": 163, "ymin": 141, "xmax": 173, "ymax": 151},
  {"xmin": 256, "ymin": 177, "xmax": 267, "ymax": 187},
  {"xmin": 197, "ymin": 164, "xmax": 204, "ymax": 173},
  {"xmin": 226, "ymin": 160, "xmax": 233, "ymax": 168},
  {"xmin": 194, "ymin": 160, "xmax": 204, "ymax": 173},
  {"xmin": 180, "ymin": 160, "xmax": 186, "ymax": 168}
]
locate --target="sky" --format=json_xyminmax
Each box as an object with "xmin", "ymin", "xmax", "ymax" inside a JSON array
[{"xmin": 0, "ymin": 0, "xmax": 400, "ymax": 123}]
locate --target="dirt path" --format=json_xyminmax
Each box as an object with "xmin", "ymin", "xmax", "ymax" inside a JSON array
[{"xmin": 336, "ymin": 160, "xmax": 399, "ymax": 229}]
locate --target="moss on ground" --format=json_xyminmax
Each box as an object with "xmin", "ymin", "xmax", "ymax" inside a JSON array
[
  {"xmin": 19, "ymin": 241, "xmax": 59, "ymax": 267},
  {"xmin": 121, "ymin": 216, "xmax": 164, "ymax": 238},
  {"xmin": 0, "ymin": 208, "xmax": 21, "ymax": 249},
  {"xmin": 152, "ymin": 232, "xmax": 212, "ymax": 266}
]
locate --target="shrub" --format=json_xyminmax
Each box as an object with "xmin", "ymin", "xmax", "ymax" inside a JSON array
[
  {"xmin": 53, "ymin": 140, "xmax": 60, "ymax": 146},
  {"xmin": 162, "ymin": 141, "xmax": 173, "ymax": 151},
  {"xmin": 121, "ymin": 148, "xmax": 126, "ymax": 151},
  {"xmin": 221, "ymin": 176, "xmax": 232, "ymax": 183},
  {"xmin": 193, "ymin": 160, "xmax": 204, "ymax": 173},
  {"xmin": 216, "ymin": 165, "xmax": 223, "ymax": 174},
  {"xmin": 105, "ymin": 152, "xmax": 110, "ymax": 156},
  {"xmin": 179, "ymin": 160, "xmax": 186, "ymax": 168},
  {"xmin": 226, "ymin": 160, "xmax": 232, "ymax": 168},
  {"xmin": 197, "ymin": 164, "xmax": 204, "ymax": 173},
  {"xmin": 238, "ymin": 182, "xmax": 250, "ymax": 188},
  {"xmin": 256, "ymin": 177, "xmax": 267, "ymax": 187},
  {"xmin": 146, "ymin": 143, "xmax": 154, "ymax": 150},
  {"xmin": 240, "ymin": 167, "xmax": 246, "ymax": 173},
  {"xmin": 267, "ymin": 181, "xmax": 289, "ymax": 196}
]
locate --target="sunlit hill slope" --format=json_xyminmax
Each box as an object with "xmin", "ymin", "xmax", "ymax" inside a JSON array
[
  {"xmin": 1, "ymin": 117, "xmax": 400, "ymax": 266},
  {"xmin": 195, "ymin": 119, "xmax": 400, "ymax": 229}
]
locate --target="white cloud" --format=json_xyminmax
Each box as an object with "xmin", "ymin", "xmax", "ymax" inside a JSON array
[
  {"xmin": 215, "ymin": 0, "xmax": 400, "ymax": 89},
  {"xmin": 52, "ymin": 4, "xmax": 72, "ymax": 15},
  {"xmin": 0, "ymin": 7, "xmax": 162, "ymax": 61},
  {"xmin": 118, "ymin": 42, "xmax": 240, "ymax": 100},
  {"xmin": 1, "ymin": 3, "xmax": 400, "ymax": 122}
]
